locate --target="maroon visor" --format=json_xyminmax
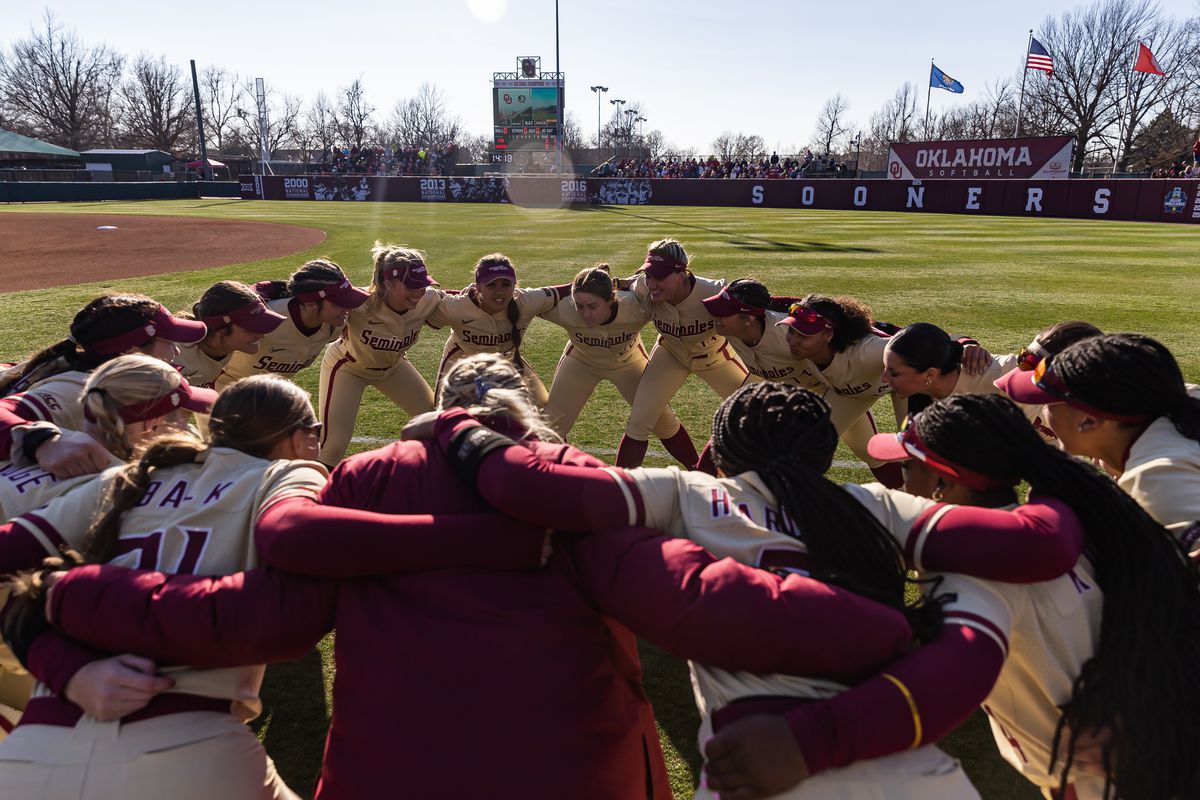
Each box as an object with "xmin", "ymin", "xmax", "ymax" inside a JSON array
[
  {"xmin": 637, "ymin": 253, "xmax": 686, "ymax": 280},
  {"xmin": 701, "ymin": 287, "xmax": 765, "ymax": 317},
  {"xmin": 475, "ymin": 262, "xmax": 517, "ymax": 285},
  {"xmin": 295, "ymin": 279, "xmax": 369, "ymax": 309},
  {"xmin": 776, "ymin": 303, "xmax": 835, "ymax": 336},
  {"xmin": 867, "ymin": 416, "xmax": 1018, "ymax": 492},
  {"xmin": 389, "ymin": 262, "xmax": 438, "ymax": 290},
  {"xmin": 201, "ymin": 297, "xmax": 287, "ymax": 335},
  {"xmin": 995, "ymin": 358, "xmax": 1151, "ymax": 424},
  {"xmin": 85, "ymin": 305, "xmax": 207, "ymax": 356},
  {"xmin": 85, "ymin": 376, "xmax": 218, "ymax": 424}
]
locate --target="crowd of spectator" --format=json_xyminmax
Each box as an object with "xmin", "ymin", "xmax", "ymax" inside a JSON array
[
  {"xmin": 1152, "ymin": 159, "xmax": 1200, "ymax": 179},
  {"xmin": 309, "ymin": 145, "xmax": 456, "ymax": 176},
  {"xmin": 594, "ymin": 150, "xmax": 854, "ymax": 179}
]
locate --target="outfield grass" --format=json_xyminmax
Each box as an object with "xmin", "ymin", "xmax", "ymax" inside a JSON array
[{"xmin": 1, "ymin": 199, "xmax": 1197, "ymax": 799}]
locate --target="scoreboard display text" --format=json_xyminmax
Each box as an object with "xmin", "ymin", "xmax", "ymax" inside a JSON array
[{"xmin": 493, "ymin": 79, "xmax": 561, "ymax": 150}]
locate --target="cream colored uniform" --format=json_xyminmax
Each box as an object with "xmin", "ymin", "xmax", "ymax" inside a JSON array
[
  {"xmin": 847, "ymin": 483, "xmax": 1107, "ymax": 800},
  {"xmin": 0, "ymin": 448, "xmax": 328, "ymax": 800},
  {"xmin": 317, "ymin": 294, "xmax": 444, "ymax": 465},
  {"xmin": 0, "ymin": 465, "xmax": 97, "ymax": 737},
  {"xmin": 730, "ymin": 313, "xmax": 885, "ymax": 467},
  {"xmin": 426, "ymin": 286, "xmax": 561, "ymax": 406},
  {"xmin": 10, "ymin": 371, "xmax": 89, "ymax": 432},
  {"xmin": 1118, "ymin": 385, "xmax": 1200, "ymax": 550},
  {"xmin": 624, "ymin": 275, "xmax": 748, "ymax": 441},
  {"xmin": 539, "ymin": 291, "xmax": 684, "ymax": 438},
  {"xmin": 215, "ymin": 298, "xmax": 340, "ymax": 390},
  {"xmin": 604, "ymin": 466, "xmax": 984, "ymax": 799},
  {"xmin": 174, "ymin": 341, "xmax": 230, "ymax": 389}
]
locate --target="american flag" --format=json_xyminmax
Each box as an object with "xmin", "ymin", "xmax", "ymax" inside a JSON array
[{"xmin": 1026, "ymin": 37, "xmax": 1054, "ymax": 74}]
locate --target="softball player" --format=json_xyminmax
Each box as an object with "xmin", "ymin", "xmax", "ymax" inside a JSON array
[
  {"xmin": 425, "ymin": 253, "xmax": 568, "ymax": 406},
  {"xmin": 214, "ymin": 260, "xmax": 368, "ymax": 391},
  {"xmin": 0, "ymin": 295, "xmax": 206, "ymax": 479},
  {"xmin": 317, "ymin": 243, "xmax": 442, "ymax": 466},
  {"xmin": 0, "ymin": 353, "xmax": 218, "ymax": 739},
  {"xmin": 428, "ymin": 384, "xmax": 1116, "ymax": 798},
  {"xmin": 703, "ymin": 282, "xmax": 901, "ymax": 486},
  {"xmin": 0, "ymin": 375, "xmax": 325, "ymax": 800},
  {"xmin": 998, "ymin": 333, "xmax": 1200, "ymax": 545},
  {"xmin": 539, "ymin": 263, "xmax": 699, "ymax": 466},
  {"xmin": 808, "ymin": 393, "xmax": 1200, "ymax": 800},
  {"xmin": 615, "ymin": 238, "xmax": 748, "ymax": 467},
  {"xmin": 882, "ymin": 322, "xmax": 1016, "ymax": 411},
  {"xmin": 175, "ymin": 282, "xmax": 287, "ymax": 388}
]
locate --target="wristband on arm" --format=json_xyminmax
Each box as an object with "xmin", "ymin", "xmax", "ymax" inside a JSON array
[
  {"xmin": 21, "ymin": 427, "xmax": 58, "ymax": 462},
  {"xmin": 445, "ymin": 425, "xmax": 520, "ymax": 487}
]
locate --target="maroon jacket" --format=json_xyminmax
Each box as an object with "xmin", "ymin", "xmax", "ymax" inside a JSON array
[{"xmin": 47, "ymin": 438, "xmax": 913, "ymax": 800}]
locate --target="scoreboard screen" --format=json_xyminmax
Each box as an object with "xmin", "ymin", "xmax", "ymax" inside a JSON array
[{"xmin": 493, "ymin": 79, "xmax": 561, "ymax": 150}]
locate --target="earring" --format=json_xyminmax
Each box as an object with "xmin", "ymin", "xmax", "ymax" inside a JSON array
[
  {"xmin": 1077, "ymin": 423, "xmax": 1086, "ymax": 433},
  {"xmin": 932, "ymin": 483, "xmax": 945, "ymax": 502},
  {"xmin": 924, "ymin": 377, "xmax": 933, "ymax": 387}
]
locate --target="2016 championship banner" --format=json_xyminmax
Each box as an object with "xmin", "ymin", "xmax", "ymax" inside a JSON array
[
  {"xmin": 887, "ymin": 136, "xmax": 1074, "ymax": 180},
  {"xmin": 240, "ymin": 174, "xmax": 1200, "ymax": 224}
]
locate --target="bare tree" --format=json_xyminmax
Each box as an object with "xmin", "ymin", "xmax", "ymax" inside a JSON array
[
  {"xmin": 812, "ymin": 94, "xmax": 852, "ymax": 155},
  {"xmin": 387, "ymin": 83, "xmax": 462, "ymax": 150},
  {"xmin": 868, "ymin": 83, "xmax": 921, "ymax": 145},
  {"xmin": 117, "ymin": 54, "xmax": 194, "ymax": 154},
  {"xmin": 1031, "ymin": 0, "xmax": 1160, "ymax": 171},
  {"xmin": 303, "ymin": 91, "xmax": 339, "ymax": 159},
  {"xmin": 0, "ymin": 11, "xmax": 123, "ymax": 150},
  {"xmin": 711, "ymin": 131, "xmax": 767, "ymax": 160},
  {"xmin": 560, "ymin": 111, "xmax": 586, "ymax": 150},
  {"xmin": 461, "ymin": 133, "xmax": 493, "ymax": 164},
  {"xmin": 235, "ymin": 80, "xmax": 300, "ymax": 159},
  {"xmin": 1111, "ymin": 16, "xmax": 1188, "ymax": 170},
  {"xmin": 335, "ymin": 78, "xmax": 375, "ymax": 150},
  {"xmin": 200, "ymin": 65, "xmax": 240, "ymax": 154}
]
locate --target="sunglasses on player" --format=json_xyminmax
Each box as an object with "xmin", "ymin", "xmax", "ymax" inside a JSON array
[
  {"xmin": 893, "ymin": 413, "xmax": 1017, "ymax": 491},
  {"xmin": 786, "ymin": 303, "xmax": 834, "ymax": 331},
  {"xmin": 1032, "ymin": 358, "xmax": 1150, "ymax": 423},
  {"xmin": 1016, "ymin": 339, "xmax": 1052, "ymax": 371}
]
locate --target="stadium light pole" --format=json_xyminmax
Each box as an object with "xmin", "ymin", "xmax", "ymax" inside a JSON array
[
  {"xmin": 555, "ymin": 0, "xmax": 562, "ymax": 175},
  {"xmin": 590, "ymin": 86, "xmax": 608, "ymax": 150}
]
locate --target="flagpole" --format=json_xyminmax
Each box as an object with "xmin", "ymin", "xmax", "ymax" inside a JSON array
[
  {"xmin": 926, "ymin": 59, "xmax": 933, "ymax": 137},
  {"xmin": 1015, "ymin": 29, "xmax": 1032, "ymax": 138}
]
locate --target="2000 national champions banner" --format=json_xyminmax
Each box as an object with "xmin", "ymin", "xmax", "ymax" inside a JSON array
[{"xmin": 887, "ymin": 135, "xmax": 1074, "ymax": 180}]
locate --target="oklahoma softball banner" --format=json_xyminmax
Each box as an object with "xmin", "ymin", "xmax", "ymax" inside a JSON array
[{"xmin": 887, "ymin": 135, "xmax": 1074, "ymax": 180}]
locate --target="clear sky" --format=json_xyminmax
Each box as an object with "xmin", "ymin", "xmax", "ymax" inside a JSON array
[{"xmin": 5, "ymin": 0, "xmax": 1197, "ymax": 153}]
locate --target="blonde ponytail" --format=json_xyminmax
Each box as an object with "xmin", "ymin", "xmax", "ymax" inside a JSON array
[{"xmin": 438, "ymin": 354, "xmax": 560, "ymax": 443}]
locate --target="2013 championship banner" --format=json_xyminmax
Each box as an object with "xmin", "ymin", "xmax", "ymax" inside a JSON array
[{"xmin": 887, "ymin": 136, "xmax": 1074, "ymax": 180}]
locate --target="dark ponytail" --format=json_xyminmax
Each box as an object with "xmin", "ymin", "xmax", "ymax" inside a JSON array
[
  {"xmin": 712, "ymin": 382, "xmax": 943, "ymax": 643},
  {"xmin": 889, "ymin": 322, "xmax": 963, "ymax": 374},
  {"xmin": 1054, "ymin": 333, "xmax": 1200, "ymax": 444},
  {"xmin": 914, "ymin": 393, "xmax": 1200, "ymax": 799},
  {"xmin": 0, "ymin": 295, "xmax": 162, "ymax": 396},
  {"xmin": 256, "ymin": 259, "xmax": 348, "ymax": 302}
]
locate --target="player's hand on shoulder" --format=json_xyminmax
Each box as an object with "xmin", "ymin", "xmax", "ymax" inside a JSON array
[
  {"xmin": 704, "ymin": 713, "xmax": 810, "ymax": 800},
  {"xmin": 64, "ymin": 654, "xmax": 175, "ymax": 722},
  {"xmin": 960, "ymin": 343, "xmax": 993, "ymax": 375},
  {"xmin": 401, "ymin": 410, "xmax": 442, "ymax": 441},
  {"xmin": 36, "ymin": 430, "xmax": 114, "ymax": 479}
]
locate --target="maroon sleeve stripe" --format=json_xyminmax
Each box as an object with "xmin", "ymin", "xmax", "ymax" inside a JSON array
[
  {"xmin": 18, "ymin": 394, "xmax": 52, "ymax": 422},
  {"xmin": 944, "ymin": 611, "xmax": 1009, "ymax": 656},
  {"xmin": 906, "ymin": 502, "xmax": 948, "ymax": 569}
]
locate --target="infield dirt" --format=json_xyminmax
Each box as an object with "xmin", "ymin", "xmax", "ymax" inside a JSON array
[{"xmin": 0, "ymin": 212, "xmax": 326, "ymax": 292}]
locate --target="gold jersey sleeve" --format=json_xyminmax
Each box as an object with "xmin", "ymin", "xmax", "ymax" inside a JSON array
[
  {"xmin": 730, "ymin": 311, "xmax": 827, "ymax": 389},
  {"xmin": 174, "ymin": 341, "xmax": 230, "ymax": 388},
  {"xmin": 541, "ymin": 292, "xmax": 651, "ymax": 369},
  {"xmin": 1119, "ymin": 386, "xmax": 1200, "ymax": 543},
  {"xmin": 950, "ymin": 352, "xmax": 1018, "ymax": 396},
  {"xmin": 217, "ymin": 298, "xmax": 340, "ymax": 387},
  {"xmin": 333, "ymin": 291, "xmax": 443, "ymax": 374},
  {"xmin": 15, "ymin": 371, "xmax": 88, "ymax": 430},
  {"xmin": 0, "ymin": 462, "xmax": 97, "ymax": 521}
]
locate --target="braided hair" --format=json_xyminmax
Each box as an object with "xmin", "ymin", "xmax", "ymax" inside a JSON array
[
  {"xmin": 182, "ymin": 280, "xmax": 262, "ymax": 336},
  {"xmin": 1053, "ymin": 333, "xmax": 1200, "ymax": 444},
  {"xmin": 82, "ymin": 354, "xmax": 184, "ymax": 461},
  {"xmin": 711, "ymin": 381, "xmax": 942, "ymax": 643},
  {"xmin": 256, "ymin": 259, "xmax": 349, "ymax": 302},
  {"xmin": 0, "ymin": 294, "xmax": 162, "ymax": 396},
  {"xmin": 914, "ymin": 393, "xmax": 1200, "ymax": 799},
  {"xmin": 81, "ymin": 375, "xmax": 317, "ymax": 565},
  {"xmin": 438, "ymin": 353, "xmax": 560, "ymax": 443}
]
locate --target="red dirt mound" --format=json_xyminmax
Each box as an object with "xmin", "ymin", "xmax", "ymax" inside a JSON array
[{"xmin": 0, "ymin": 213, "xmax": 326, "ymax": 293}]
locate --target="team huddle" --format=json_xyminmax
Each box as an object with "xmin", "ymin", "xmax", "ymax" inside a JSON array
[{"xmin": 0, "ymin": 236, "xmax": 1197, "ymax": 800}]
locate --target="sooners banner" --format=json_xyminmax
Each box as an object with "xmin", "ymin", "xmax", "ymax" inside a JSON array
[{"xmin": 887, "ymin": 136, "xmax": 1074, "ymax": 180}]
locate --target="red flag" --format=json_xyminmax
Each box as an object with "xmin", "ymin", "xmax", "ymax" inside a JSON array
[{"xmin": 1133, "ymin": 42, "xmax": 1165, "ymax": 76}]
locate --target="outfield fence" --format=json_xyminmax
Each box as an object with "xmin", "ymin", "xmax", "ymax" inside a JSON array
[{"xmin": 239, "ymin": 174, "xmax": 1200, "ymax": 224}]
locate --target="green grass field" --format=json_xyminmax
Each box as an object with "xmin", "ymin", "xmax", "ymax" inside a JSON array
[{"xmin": 2, "ymin": 199, "xmax": 1198, "ymax": 799}]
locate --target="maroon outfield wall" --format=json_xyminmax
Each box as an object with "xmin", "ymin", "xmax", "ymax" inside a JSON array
[{"xmin": 239, "ymin": 175, "xmax": 1200, "ymax": 224}]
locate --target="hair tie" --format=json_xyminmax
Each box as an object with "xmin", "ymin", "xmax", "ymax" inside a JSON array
[{"xmin": 474, "ymin": 377, "xmax": 495, "ymax": 402}]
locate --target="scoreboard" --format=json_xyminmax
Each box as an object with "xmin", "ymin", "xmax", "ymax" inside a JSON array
[{"xmin": 493, "ymin": 79, "xmax": 561, "ymax": 150}]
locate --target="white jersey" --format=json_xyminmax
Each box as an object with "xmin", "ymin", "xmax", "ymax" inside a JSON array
[
  {"xmin": 540, "ymin": 290, "xmax": 652, "ymax": 370},
  {"xmin": 329, "ymin": 291, "xmax": 444, "ymax": 378},
  {"xmin": 950, "ymin": 352, "xmax": 1019, "ymax": 396},
  {"xmin": 1118, "ymin": 385, "xmax": 1200, "ymax": 547},
  {"xmin": 728, "ymin": 311, "xmax": 825, "ymax": 388},
  {"xmin": 427, "ymin": 286, "xmax": 561, "ymax": 359},
  {"xmin": 633, "ymin": 274, "xmax": 735, "ymax": 363},
  {"xmin": 0, "ymin": 461, "xmax": 95, "ymax": 520},
  {"xmin": 216, "ymin": 298, "xmax": 340, "ymax": 389},
  {"xmin": 13, "ymin": 448, "xmax": 328, "ymax": 722},
  {"xmin": 174, "ymin": 341, "xmax": 230, "ymax": 388},
  {"xmin": 10, "ymin": 370, "xmax": 88, "ymax": 432},
  {"xmin": 845, "ymin": 483, "xmax": 1105, "ymax": 798}
]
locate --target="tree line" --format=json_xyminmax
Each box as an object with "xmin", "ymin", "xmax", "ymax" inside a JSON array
[{"xmin": 1, "ymin": 2, "xmax": 1196, "ymax": 172}]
